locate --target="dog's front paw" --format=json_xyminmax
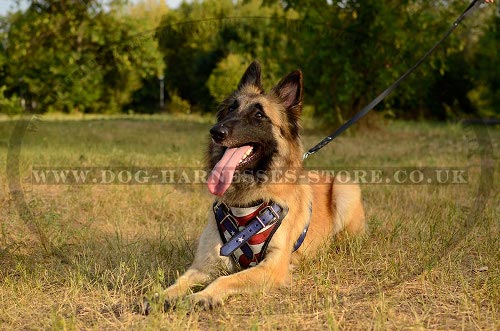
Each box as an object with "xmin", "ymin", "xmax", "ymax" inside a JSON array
[
  {"xmin": 141, "ymin": 293, "xmax": 160, "ymax": 315},
  {"xmin": 186, "ymin": 292, "xmax": 223, "ymax": 310},
  {"xmin": 142, "ymin": 293, "xmax": 181, "ymax": 315}
]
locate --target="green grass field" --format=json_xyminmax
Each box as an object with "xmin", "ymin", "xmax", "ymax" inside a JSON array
[{"xmin": 0, "ymin": 114, "xmax": 498, "ymax": 330}]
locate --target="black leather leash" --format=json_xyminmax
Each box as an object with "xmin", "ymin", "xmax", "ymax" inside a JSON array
[{"xmin": 303, "ymin": 0, "xmax": 489, "ymax": 160}]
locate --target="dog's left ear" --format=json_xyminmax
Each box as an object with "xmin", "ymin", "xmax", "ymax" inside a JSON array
[
  {"xmin": 238, "ymin": 61, "xmax": 263, "ymax": 92},
  {"xmin": 271, "ymin": 70, "xmax": 303, "ymax": 115}
]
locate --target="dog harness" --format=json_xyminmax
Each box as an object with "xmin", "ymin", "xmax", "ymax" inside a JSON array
[{"xmin": 214, "ymin": 201, "xmax": 310, "ymax": 269}]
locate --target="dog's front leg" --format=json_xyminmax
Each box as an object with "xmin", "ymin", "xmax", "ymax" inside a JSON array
[
  {"xmin": 186, "ymin": 245, "xmax": 292, "ymax": 308},
  {"xmin": 162, "ymin": 214, "xmax": 231, "ymax": 303},
  {"xmin": 162, "ymin": 268, "xmax": 211, "ymax": 300},
  {"xmin": 144, "ymin": 265, "xmax": 213, "ymax": 314}
]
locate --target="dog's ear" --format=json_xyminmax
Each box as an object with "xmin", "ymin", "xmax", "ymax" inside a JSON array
[
  {"xmin": 271, "ymin": 70, "xmax": 303, "ymax": 137},
  {"xmin": 238, "ymin": 61, "xmax": 263, "ymax": 92},
  {"xmin": 271, "ymin": 70, "xmax": 303, "ymax": 115}
]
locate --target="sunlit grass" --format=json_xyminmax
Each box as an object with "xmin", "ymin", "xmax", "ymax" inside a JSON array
[{"xmin": 0, "ymin": 114, "xmax": 498, "ymax": 330}]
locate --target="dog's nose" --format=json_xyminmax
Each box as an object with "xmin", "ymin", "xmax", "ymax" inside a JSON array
[{"xmin": 210, "ymin": 124, "xmax": 228, "ymax": 143}]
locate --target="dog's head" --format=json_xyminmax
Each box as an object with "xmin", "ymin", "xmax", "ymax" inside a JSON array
[{"xmin": 207, "ymin": 61, "xmax": 304, "ymax": 196}]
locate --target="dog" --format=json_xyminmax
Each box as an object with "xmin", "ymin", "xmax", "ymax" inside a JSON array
[{"xmin": 152, "ymin": 61, "xmax": 366, "ymax": 311}]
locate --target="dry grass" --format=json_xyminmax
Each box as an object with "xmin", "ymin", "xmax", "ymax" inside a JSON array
[{"xmin": 0, "ymin": 113, "xmax": 498, "ymax": 330}]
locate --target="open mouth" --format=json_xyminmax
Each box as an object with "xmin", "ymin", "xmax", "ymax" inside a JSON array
[
  {"xmin": 207, "ymin": 143, "xmax": 262, "ymax": 196},
  {"xmin": 234, "ymin": 143, "xmax": 261, "ymax": 169}
]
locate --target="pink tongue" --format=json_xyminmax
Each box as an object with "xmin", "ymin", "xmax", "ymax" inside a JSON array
[{"xmin": 208, "ymin": 146, "xmax": 252, "ymax": 196}]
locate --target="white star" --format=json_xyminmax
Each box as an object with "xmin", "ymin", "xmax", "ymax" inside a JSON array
[
  {"xmin": 237, "ymin": 237, "xmax": 244, "ymax": 243},
  {"xmin": 230, "ymin": 231, "xmax": 235, "ymax": 235}
]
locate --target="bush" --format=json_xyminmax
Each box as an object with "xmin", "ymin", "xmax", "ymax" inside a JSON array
[
  {"xmin": 167, "ymin": 90, "xmax": 192, "ymax": 114},
  {"xmin": 207, "ymin": 53, "xmax": 252, "ymax": 103},
  {"xmin": 0, "ymin": 86, "xmax": 23, "ymax": 115}
]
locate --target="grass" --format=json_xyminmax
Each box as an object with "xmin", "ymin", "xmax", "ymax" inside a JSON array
[{"xmin": 0, "ymin": 113, "xmax": 498, "ymax": 330}]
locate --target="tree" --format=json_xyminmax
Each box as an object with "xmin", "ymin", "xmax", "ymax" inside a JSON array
[
  {"xmin": 2, "ymin": 0, "xmax": 163, "ymax": 113},
  {"xmin": 1, "ymin": 0, "xmax": 495, "ymax": 118},
  {"xmin": 207, "ymin": 53, "xmax": 252, "ymax": 102},
  {"xmin": 469, "ymin": 14, "xmax": 499, "ymax": 117},
  {"xmin": 124, "ymin": 0, "xmax": 169, "ymax": 113},
  {"xmin": 156, "ymin": 0, "xmax": 299, "ymax": 110}
]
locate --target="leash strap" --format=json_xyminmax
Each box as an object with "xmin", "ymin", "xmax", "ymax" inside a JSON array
[{"xmin": 303, "ymin": 0, "xmax": 486, "ymax": 160}]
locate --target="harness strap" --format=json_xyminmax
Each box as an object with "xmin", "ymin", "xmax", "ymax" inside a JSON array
[
  {"xmin": 218, "ymin": 202, "xmax": 288, "ymax": 257},
  {"xmin": 292, "ymin": 204, "xmax": 312, "ymax": 252},
  {"xmin": 214, "ymin": 204, "xmax": 255, "ymax": 259}
]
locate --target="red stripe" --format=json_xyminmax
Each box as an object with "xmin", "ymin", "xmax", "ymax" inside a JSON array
[
  {"xmin": 247, "ymin": 225, "xmax": 275, "ymax": 245},
  {"xmin": 239, "ymin": 253, "xmax": 261, "ymax": 268}
]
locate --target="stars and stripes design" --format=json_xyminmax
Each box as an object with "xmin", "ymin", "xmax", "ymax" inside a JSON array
[{"xmin": 217, "ymin": 202, "xmax": 278, "ymax": 268}]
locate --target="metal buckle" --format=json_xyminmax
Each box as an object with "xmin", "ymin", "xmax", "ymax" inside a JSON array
[
  {"xmin": 215, "ymin": 202, "xmax": 237, "ymax": 225},
  {"xmin": 255, "ymin": 215, "xmax": 266, "ymax": 228},
  {"xmin": 220, "ymin": 213, "xmax": 236, "ymax": 225},
  {"xmin": 259, "ymin": 205, "xmax": 280, "ymax": 224},
  {"xmin": 214, "ymin": 201, "xmax": 223, "ymax": 212}
]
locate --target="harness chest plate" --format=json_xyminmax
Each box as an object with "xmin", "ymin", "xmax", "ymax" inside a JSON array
[{"xmin": 213, "ymin": 201, "xmax": 310, "ymax": 269}]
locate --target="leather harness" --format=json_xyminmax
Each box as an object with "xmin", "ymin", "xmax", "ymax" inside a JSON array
[{"xmin": 214, "ymin": 201, "xmax": 310, "ymax": 269}]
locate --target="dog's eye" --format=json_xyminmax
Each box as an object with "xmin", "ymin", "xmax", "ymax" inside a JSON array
[
  {"xmin": 228, "ymin": 100, "xmax": 239, "ymax": 113},
  {"xmin": 254, "ymin": 110, "xmax": 265, "ymax": 119},
  {"xmin": 254, "ymin": 103, "xmax": 266, "ymax": 119}
]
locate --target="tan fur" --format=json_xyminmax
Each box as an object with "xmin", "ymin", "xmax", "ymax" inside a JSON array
[{"xmin": 160, "ymin": 64, "xmax": 366, "ymax": 309}]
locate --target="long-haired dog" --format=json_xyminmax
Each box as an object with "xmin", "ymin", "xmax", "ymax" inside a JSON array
[{"xmin": 148, "ymin": 61, "xmax": 365, "ymax": 311}]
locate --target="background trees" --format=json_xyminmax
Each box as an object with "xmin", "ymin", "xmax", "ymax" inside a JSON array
[
  {"xmin": 1, "ymin": 0, "xmax": 163, "ymax": 114},
  {"xmin": 0, "ymin": 0, "xmax": 497, "ymax": 122}
]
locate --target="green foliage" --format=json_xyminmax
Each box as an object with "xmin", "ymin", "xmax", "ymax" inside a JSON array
[
  {"xmin": 156, "ymin": 0, "xmax": 299, "ymax": 110},
  {"xmin": 167, "ymin": 90, "xmax": 192, "ymax": 113},
  {"xmin": 0, "ymin": 85, "xmax": 22, "ymax": 115},
  {"xmin": 0, "ymin": 0, "xmax": 497, "ymax": 120},
  {"xmin": 469, "ymin": 15, "xmax": 500, "ymax": 117},
  {"xmin": 1, "ymin": 0, "xmax": 163, "ymax": 113},
  {"xmin": 155, "ymin": 0, "xmax": 497, "ymax": 122},
  {"xmin": 207, "ymin": 53, "xmax": 252, "ymax": 102},
  {"xmin": 282, "ymin": 0, "xmax": 497, "ymax": 123}
]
